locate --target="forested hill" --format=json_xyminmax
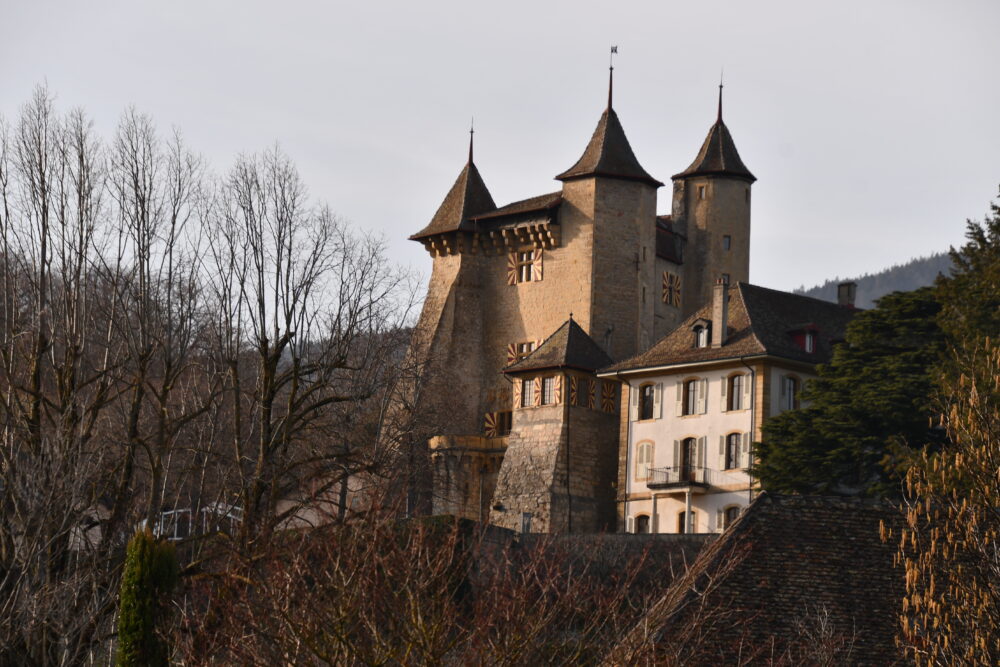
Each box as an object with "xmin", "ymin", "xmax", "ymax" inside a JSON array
[{"xmin": 794, "ymin": 252, "xmax": 953, "ymax": 309}]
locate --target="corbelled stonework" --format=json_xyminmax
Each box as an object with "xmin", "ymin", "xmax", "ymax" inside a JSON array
[{"xmin": 405, "ymin": 83, "xmax": 755, "ymax": 532}]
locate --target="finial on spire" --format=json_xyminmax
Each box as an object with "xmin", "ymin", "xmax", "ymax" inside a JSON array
[
  {"xmin": 468, "ymin": 117, "xmax": 474, "ymax": 164},
  {"xmin": 717, "ymin": 69, "xmax": 724, "ymax": 122},
  {"xmin": 608, "ymin": 45, "xmax": 618, "ymax": 109}
]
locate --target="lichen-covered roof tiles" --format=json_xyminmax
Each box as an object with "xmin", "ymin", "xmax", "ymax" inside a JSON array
[
  {"xmin": 556, "ymin": 108, "xmax": 663, "ymax": 188},
  {"xmin": 604, "ymin": 283, "xmax": 857, "ymax": 373},
  {"xmin": 505, "ymin": 318, "xmax": 612, "ymax": 374},
  {"xmin": 611, "ymin": 493, "xmax": 907, "ymax": 664}
]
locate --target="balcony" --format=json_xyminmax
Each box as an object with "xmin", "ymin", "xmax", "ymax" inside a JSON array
[{"xmin": 645, "ymin": 466, "xmax": 714, "ymax": 492}]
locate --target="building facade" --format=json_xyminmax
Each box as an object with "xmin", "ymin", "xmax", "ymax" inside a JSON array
[
  {"xmin": 406, "ymin": 78, "xmax": 757, "ymax": 532},
  {"xmin": 600, "ymin": 281, "xmax": 857, "ymax": 533}
]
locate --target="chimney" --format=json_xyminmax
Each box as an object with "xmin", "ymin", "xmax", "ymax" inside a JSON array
[
  {"xmin": 837, "ymin": 282, "xmax": 857, "ymax": 308},
  {"xmin": 712, "ymin": 279, "xmax": 728, "ymax": 348}
]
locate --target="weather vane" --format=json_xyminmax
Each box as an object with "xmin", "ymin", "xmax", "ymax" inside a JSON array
[{"xmin": 608, "ymin": 46, "xmax": 618, "ymax": 108}]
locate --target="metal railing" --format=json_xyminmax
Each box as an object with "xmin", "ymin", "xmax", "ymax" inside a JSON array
[{"xmin": 644, "ymin": 465, "xmax": 746, "ymax": 488}]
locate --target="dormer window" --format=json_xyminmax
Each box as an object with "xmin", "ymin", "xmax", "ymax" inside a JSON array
[
  {"xmin": 694, "ymin": 325, "xmax": 709, "ymax": 348},
  {"xmin": 804, "ymin": 331, "xmax": 816, "ymax": 353}
]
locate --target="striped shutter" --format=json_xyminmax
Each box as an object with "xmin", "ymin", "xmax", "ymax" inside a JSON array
[
  {"xmin": 506, "ymin": 343, "xmax": 517, "ymax": 365},
  {"xmin": 720, "ymin": 376, "xmax": 728, "ymax": 412},
  {"xmin": 601, "ymin": 381, "xmax": 617, "ymax": 413},
  {"xmin": 587, "ymin": 380, "xmax": 596, "ymax": 409},
  {"xmin": 484, "ymin": 412, "xmax": 499, "ymax": 437},
  {"xmin": 506, "ymin": 252, "xmax": 518, "ymax": 285},
  {"xmin": 569, "ymin": 375, "xmax": 578, "ymax": 406},
  {"xmin": 553, "ymin": 374, "xmax": 562, "ymax": 404},
  {"xmin": 533, "ymin": 377, "xmax": 542, "ymax": 407},
  {"xmin": 531, "ymin": 248, "xmax": 543, "ymax": 281},
  {"xmin": 512, "ymin": 380, "xmax": 522, "ymax": 408}
]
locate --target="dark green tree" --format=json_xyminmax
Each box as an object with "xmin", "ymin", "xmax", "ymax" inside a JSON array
[
  {"xmin": 756, "ymin": 286, "xmax": 947, "ymax": 497},
  {"xmin": 936, "ymin": 191, "xmax": 1000, "ymax": 348},
  {"xmin": 116, "ymin": 529, "xmax": 180, "ymax": 667}
]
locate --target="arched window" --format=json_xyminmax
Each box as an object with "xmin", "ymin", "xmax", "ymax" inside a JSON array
[
  {"xmin": 678, "ymin": 510, "xmax": 696, "ymax": 534},
  {"xmin": 725, "ymin": 433, "xmax": 741, "ymax": 469},
  {"xmin": 639, "ymin": 384, "xmax": 655, "ymax": 420},
  {"xmin": 635, "ymin": 514, "xmax": 651, "ymax": 534},
  {"xmin": 723, "ymin": 505, "xmax": 742, "ymax": 529},
  {"xmin": 635, "ymin": 441, "xmax": 653, "ymax": 481}
]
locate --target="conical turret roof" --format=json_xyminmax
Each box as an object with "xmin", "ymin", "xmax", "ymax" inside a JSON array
[
  {"xmin": 556, "ymin": 108, "xmax": 662, "ymax": 188},
  {"xmin": 410, "ymin": 147, "xmax": 496, "ymax": 240},
  {"xmin": 673, "ymin": 87, "xmax": 755, "ymax": 183}
]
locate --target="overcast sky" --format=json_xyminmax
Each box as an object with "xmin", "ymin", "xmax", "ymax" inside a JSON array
[{"xmin": 3, "ymin": 0, "xmax": 998, "ymax": 292}]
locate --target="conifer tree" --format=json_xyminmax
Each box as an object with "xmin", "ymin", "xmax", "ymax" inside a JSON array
[
  {"xmin": 756, "ymin": 286, "xmax": 947, "ymax": 497},
  {"xmin": 116, "ymin": 528, "xmax": 180, "ymax": 667}
]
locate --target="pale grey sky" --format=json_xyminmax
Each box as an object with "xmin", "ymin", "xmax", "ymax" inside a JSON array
[{"xmin": 2, "ymin": 0, "xmax": 998, "ymax": 291}]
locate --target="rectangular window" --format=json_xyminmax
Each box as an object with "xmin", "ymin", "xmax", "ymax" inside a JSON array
[
  {"xmin": 516, "ymin": 341, "xmax": 535, "ymax": 361},
  {"xmin": 729, "ymin": 374, "xmax": 744, "ymax": 410},
  {"xmin": 723, "ymin": 235, "xmax": 731, "ymax": 251},
  {"xmin": 516, "ymin": 251, "xmax": 533, "ymax": 283},
  {"xmin": 721, "ymin": 273, "xmax": 730, "ymax": 285},
  {"xmin": 521, "ymin": 378, "xmax": 534, "ymax": 407},
  {"xmin": 698, "ymin": 185, "xmax": 706, "ymax": 200},
  {"xmin": 541, "ymin": 376, "xmax": 554, "ymax": 405}
]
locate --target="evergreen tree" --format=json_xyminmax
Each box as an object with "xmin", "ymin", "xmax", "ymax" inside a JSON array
[
  {"xmin": 756, "ymin": 287, "xmax": 947, "ymax": 497},
  {"xmin": 116, "ymin": 528, "xmax": 180, "ymax": 667}
]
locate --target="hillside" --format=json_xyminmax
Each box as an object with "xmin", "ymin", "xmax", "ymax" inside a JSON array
[{"xmin": 795, "ymin": 252, "xmax": 953, "ymax": 309}]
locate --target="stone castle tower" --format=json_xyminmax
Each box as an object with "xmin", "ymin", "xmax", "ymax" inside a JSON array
[{"xmin": 406, "ymin": 77, "xmax": 754, "ymax": 532}]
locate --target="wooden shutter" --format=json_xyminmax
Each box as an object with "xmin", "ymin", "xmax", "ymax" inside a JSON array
[
  {"xmin": 653, "ymin": 383, "xmax": 663, "ymax": 418},
  {"xmin": 698, "ymin": 378, "xmax": 708, "ymax": 414},
  {"xmin": 484, "ymin": 412, "xmax": 498, "ymax": 438},
  {"xmin": 629, "ymin": 385, "xmax": 639, "ymax": 421},
  {"xmin": 697, "ymin": 436, "xmax": 707, "ymax": 468},
  {"xmin": 587, "ymin": 380, "xmax": 596, "ymax": 409},
  {"xmin": 673, "ymin": 440, "xmax": 680, "ymax": 468},
  {"xmin": 602, "ymin": 381, "xmax": 617, "ymax": 413},
  {"xmin": 627, "ymin": 516, "xmax": 634, "ymax": 533},
  {"xmin": 716, "ymin": 508, "xmax": 725, "ymax": 532},
  {"xmin": 674, "ymin": 380, "xmax": 684, "ymax": 416},
  {"xmin": 743, "ymin": 373, "xmax": 753, "ymax": 409},
  {"xmin": 553, "ymin": 375, "xmax": 562, "ymax": 404},
  {"xmin": 506, "ymin": 343, "xmax": 517, "ymax": 365},
  {"xmin": 512, "ymin": 380, "xmax": 522, "ymax": 408},
  {"xmin": 718, "ymin": 435, "xmax": 726, "ymax": 470},
  {"xmin": 533, "ymin": 377, "xmax": 542, "ymax": 407},
  {"xmin": 720, "ymin": 376, "xmax": 728, "ymax": 412},
  {"xmin": 742, "ymin": 432, "xmax": 752, "ymax": 468},
  {"xmin": 531, "ymin": 248, "xmax": 543, "ymax": 281},
  {"xmin": 506, "ymin": 252, "xmax": 518, "ymax": 285},
  {"xmin": 780, "ymin": 374, "xmax": 787, "ymax": 400}
]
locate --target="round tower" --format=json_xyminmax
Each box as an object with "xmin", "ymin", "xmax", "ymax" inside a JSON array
[{"xmin": 671, "ymin": 85, "xmax": 755, "ymax": 315}]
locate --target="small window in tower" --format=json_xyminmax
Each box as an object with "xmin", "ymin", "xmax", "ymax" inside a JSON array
[
  {"xmin": 516, "ymin": 341, "xmax": 535, "ymax": 361},
  {"xmin": 521, "ymin": 378, "xmax": 535, "ymax": 407},
  {"xmin": 516, "ymin": 251, "xmax": 534, "ymax": 283},
  {"xmin": 698, "ymin": 185, "xmax": 707, "ymax": 200},
  {"xmin": 723, "ymin": 235, "xmax": 731, "ymax": 251},
  {"xmin": 721, "ymin": 273, "xmax": 730, "ymax": 285},
  {"xmin": 541, "ymin": 376, "xmax": 555, "ymax": 405}
]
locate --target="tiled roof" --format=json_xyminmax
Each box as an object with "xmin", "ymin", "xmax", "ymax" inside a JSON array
[
  {"xmin": 505, "ymin": 318, "xmax": 613, "ymax": 373},
  {"xmin": 556, "ymin": 108, "xmax": 663, "ymax": 188},
  {"xmin": 672, "ymin": 119, "xmax": 756, "ymax": 183},
  {"xmin": 410, "ymin": 161, "xmax": 497, "ymax": 240},
  {"xmin": 470, "ymin": 191, "xmax": 562, "ymax": 222},
  {"xmin": 604, "ymin": 283, "xmax": 857, "ymax": 373},
  {"xmin": 613, "ymin": 494, "xmax": 906, "ymax": 664}
]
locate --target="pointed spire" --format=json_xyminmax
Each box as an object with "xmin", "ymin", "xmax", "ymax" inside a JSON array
[
  {"xmin": 608, "ymin": 45, "xmax": 617, "ymax": 109},
  {"xmin": 503, "ymin": 318, "xmax": 613, "ymax": 373},
  {"xmin": 672, "ymin": 83, "xmax": 755, "ymax": 183},
  {"xmin": 468, "ymin": 118, "xmax": 474, "ymax": 164},
  {"xmin": 409, "ymin": 130, "xmax": 497, "ymax": 240}
]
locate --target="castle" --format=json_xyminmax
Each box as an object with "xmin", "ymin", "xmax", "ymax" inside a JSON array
[{"xmin": 406, "ymin": 73, "xmax": 759, "ymax": 533}]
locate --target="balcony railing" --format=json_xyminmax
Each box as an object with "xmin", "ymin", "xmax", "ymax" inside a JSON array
[{"xmin": 643, "ymin": 465, "xmax": 748, "ymax": 490}]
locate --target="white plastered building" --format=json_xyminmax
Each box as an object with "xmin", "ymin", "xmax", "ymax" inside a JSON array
[{"xmin": 600, "ymin": 281, "xmax": 859, "ymax": 534}]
